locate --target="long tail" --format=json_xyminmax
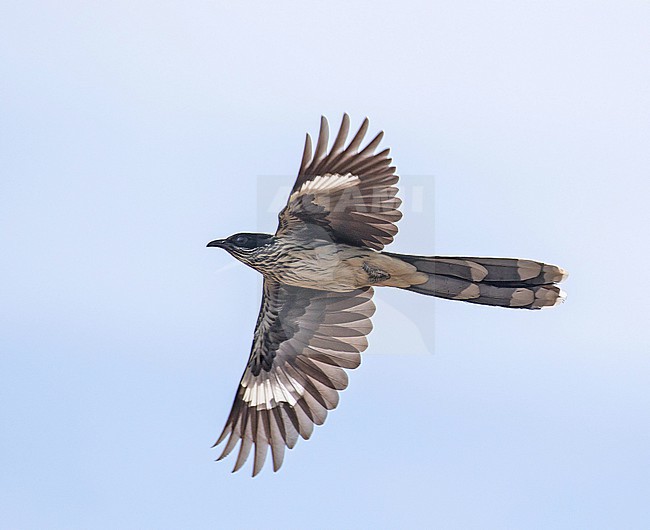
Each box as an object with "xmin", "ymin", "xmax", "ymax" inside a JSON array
[{"xmin": 386, "ymin": 253, "xmax": 568, "ymax": 309}]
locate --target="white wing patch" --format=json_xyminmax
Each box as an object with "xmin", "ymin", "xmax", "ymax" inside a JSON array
[
  {"xmin": 291, "ymin": 173, "xmax": 359, "ymax": 200},
  {"xmin": 241, "ymin": 366, "xmax": 305, "ymax": 408}
]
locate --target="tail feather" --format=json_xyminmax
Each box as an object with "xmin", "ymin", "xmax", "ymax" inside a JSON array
[{"xmin": 387, "ymin": 253, "xmax": 568, "ymax": 309}]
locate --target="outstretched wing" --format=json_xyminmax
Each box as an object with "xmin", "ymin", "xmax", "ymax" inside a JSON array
[
  {"xmin": 276, "ymin": 114, "xmax": 402, "ymax": 250},
  {"xmin": 214, "ymin": 280, "xmax": 375, "ymax": 476}
]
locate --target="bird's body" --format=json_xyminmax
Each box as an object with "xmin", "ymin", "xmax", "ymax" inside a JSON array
[
  {"xmin": 207, "ymin": 115, "xmax": 568, "ymax": 476},
  {"xmin": 214, "ymin": 234, "xmax": 424, "ymax": 291}
]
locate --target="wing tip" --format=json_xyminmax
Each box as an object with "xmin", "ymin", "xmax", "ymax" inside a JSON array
[{"xmin": 319, "ymin": 115, "xmax": 329, "ymax": 134}]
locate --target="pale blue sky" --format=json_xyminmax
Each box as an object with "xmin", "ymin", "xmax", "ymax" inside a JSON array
[{"xmin": 2, "ymin": 2, "xmax": 649, "ymax": 528}]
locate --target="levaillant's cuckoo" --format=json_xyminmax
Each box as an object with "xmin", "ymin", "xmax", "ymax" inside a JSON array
[{"xmin": 207, "ymin": 115, "xmax": 568, "ymax": 476}]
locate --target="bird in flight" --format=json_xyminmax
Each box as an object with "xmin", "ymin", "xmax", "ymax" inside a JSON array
[{"xmin": 207, "ymin": 115, "xmax": 567, "ymax": 476}]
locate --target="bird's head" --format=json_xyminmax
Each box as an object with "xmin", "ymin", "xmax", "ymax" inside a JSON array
[{"xmin": 207, "ymin": 232, "xmax": 274, "ymax": 263}]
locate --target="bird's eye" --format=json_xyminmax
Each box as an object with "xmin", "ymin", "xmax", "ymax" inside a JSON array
[{"xmin": 234, "ymin": 235, "xmax": 248, "ymax": 246}]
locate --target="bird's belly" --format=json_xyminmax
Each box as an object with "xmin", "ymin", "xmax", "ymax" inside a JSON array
[
  {"xmin": 257, "ymin": 245, "xmax": 366, "ymax": 292},
  {"xmin": 258, "ymin": 245, "xmax": 421, "ymax": 292}
]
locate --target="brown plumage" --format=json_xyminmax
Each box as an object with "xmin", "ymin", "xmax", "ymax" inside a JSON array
[{"xmin": 207, "ymin": 115, "xmax": 568, "ymax": 476}]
